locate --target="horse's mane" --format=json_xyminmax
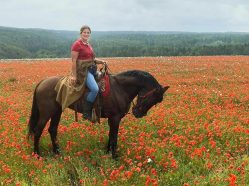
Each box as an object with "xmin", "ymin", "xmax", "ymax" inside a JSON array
[{"xmin": 117, "ymin": 70, "xmax": 160, "ymax": 87}]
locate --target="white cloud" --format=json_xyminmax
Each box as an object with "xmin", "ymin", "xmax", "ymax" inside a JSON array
[{"xmin": 0, "ymin": 0, "xmax": 249, "ymax": 31}]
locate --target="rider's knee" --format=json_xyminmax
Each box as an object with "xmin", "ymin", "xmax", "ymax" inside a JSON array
[{"xmin": 92, "ymin": 85, "xmax": 99, "ymax": 94}]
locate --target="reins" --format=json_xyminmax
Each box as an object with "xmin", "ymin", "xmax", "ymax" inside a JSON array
[{"xmin": 140, "ymin": 87, "xmax": 158, "ymax": 98}]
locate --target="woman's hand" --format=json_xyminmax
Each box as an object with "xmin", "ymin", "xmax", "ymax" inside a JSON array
[
  {"xmin": 95, "ymin": 59, "xmax": 107, "ymax": 65},
  {"xmin": 70, "ymin": 76, "xmax": 77, "ymax": 85}
]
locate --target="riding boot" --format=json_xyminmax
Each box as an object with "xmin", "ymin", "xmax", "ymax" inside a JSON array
[{"xmin": 83, "ymin": 101, "xmax": 93, "ymax": 121}]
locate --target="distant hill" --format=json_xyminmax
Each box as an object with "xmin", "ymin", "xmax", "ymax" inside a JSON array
[
  {"xmin": 1, "ymin": 26, "xmax": 249, "ymax": 59},
  {"xmin": 0, "ymin": 26, "xmax": 78, "ymax": 59}
]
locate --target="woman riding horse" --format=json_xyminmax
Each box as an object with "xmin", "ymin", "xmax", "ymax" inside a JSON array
[
  {"xmin": 27, "ymin": 26, "xmax": 170, "ymax": 158},
  {"xmin": 55, "ymin": 25, "xmax": 106, "ymax": 122}
]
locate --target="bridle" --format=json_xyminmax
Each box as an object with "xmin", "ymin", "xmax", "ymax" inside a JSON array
[
  {"xmin": 140, "ymin": 87, "xmax": 158, "ymax": 98},
  {"xmin": 132, "ymin": 87, "xmax": 160, "ymax": 111}
]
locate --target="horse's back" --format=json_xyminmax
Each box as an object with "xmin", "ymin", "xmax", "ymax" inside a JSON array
[{"xmin": 37, "ymin": 76, "xmax": 61, "ymax": 92}]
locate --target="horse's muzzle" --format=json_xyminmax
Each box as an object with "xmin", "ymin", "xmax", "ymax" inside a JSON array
[{"xmin": 132, "ymin": 108, "xmax": 147, "ymax": 118}]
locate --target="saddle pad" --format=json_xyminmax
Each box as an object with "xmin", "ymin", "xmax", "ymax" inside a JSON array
[{"xmin": 99, "ymin": 75, "xmax": 110, "ymax": 97}]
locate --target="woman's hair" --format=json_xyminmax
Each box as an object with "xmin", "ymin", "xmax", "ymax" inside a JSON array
[{"xmin": 80, "ymin": 25, "xmax": 91, "ymax": 34}]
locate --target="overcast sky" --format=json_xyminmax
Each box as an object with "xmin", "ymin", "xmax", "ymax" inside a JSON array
[{"xmin": 1, "ymin": 0, "xmax": 249, "ymax": 32}]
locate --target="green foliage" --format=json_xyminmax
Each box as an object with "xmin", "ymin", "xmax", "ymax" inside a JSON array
[
  {"xmin": 0, "ymin": 27, "xmax": 75, "ymax": 59},
  {"xmin": 2, "ymin": 27, "xmax": 249, "ymax": 59}
]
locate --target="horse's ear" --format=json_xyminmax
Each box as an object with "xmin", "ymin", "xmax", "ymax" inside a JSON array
[{"xmin": 162, "ymin": 86, "xmax": 170, "ymax": 93}]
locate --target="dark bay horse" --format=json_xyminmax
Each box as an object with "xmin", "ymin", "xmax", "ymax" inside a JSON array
[{"xmin": 28, "ymin": 70, "xmax": 169, "ymax": 158}]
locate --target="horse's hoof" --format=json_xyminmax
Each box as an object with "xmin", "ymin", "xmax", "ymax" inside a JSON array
[
  {"xmin": 112, "ymin": 153, "xmax": 119, "ymax": 160},
  {"xmin": 53, "ymin": 148, "xmax": 61, "ymax": 155}
]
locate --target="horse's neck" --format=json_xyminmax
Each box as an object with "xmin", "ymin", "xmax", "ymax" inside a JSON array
[{"xmin": 114, "ymin": 76, "xmax": 143, "ymax": 101}]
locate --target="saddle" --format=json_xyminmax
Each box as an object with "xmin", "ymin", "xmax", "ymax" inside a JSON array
[{"xmin": 74, "ymin": 65, "xmax": 111, "ymax": 123}]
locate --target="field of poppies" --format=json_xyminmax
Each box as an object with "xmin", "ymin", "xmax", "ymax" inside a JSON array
[{"xmin": 0, "ymin": 56, "xmax": 248, "ymax": 185}]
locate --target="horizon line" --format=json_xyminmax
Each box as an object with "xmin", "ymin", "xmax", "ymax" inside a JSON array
[{"xmin": 1, "ymin": 25, "xmax": 249, "ymax": 34}]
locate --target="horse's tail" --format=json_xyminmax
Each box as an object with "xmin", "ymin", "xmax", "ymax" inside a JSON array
[{"xmin": 27, "ymin": 82, "xmax": 40, "ymax": 140}]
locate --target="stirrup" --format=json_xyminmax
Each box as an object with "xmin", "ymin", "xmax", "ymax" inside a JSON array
[
  {"xmin": 82, "ymin": 112, "xmax": 92, "ymax": 121},
  {"xmin": 82, "ymin": 109, "xmax": 97, "ymax": 123}
]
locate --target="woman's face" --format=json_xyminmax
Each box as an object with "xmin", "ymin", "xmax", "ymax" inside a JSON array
[{"xmin": 81, "ymin": 28, "xmax": 91, "ymax": 42}]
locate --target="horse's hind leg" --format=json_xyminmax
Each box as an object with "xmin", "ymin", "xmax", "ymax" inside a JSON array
[
  {"xmin": 48, "ymin": 111, "xmax": 62, "ymax": 154},
  {"xmin": 34, "ymin": 115, "xmax": 50, "ymax": 155}
]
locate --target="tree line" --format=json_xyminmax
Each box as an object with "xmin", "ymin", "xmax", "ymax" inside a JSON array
[{"xmin": 1, "ymin": 26, "xmax": 249, "ymax": 59}]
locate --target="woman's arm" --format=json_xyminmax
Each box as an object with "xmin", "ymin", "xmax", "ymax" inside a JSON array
[
  {"xmin": 94, "ymin": 58, "xmax": 107, "ymax": 64},
  {"xmin": 71, "ymin": 51, "xmax": 79, "ymax": 84}
]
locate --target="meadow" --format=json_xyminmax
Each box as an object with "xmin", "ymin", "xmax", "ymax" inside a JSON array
[{"xmin": 0, "ymin": 56, "xmax": 248, "ymax": 185}]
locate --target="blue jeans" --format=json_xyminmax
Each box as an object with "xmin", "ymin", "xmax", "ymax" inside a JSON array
[{"xmin": 86, "ymin": 71, "xmax": 99, "ymax": 103}]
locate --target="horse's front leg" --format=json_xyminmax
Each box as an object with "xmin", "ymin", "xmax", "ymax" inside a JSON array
[{"xmin": 108, "ymin": 116, "xmax": 121, "ymax": 159}]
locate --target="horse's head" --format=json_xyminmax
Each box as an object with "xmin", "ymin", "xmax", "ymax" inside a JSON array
[{"xmin": 132, "ymin": 85, "xmax": 170, "ymax": 118}]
